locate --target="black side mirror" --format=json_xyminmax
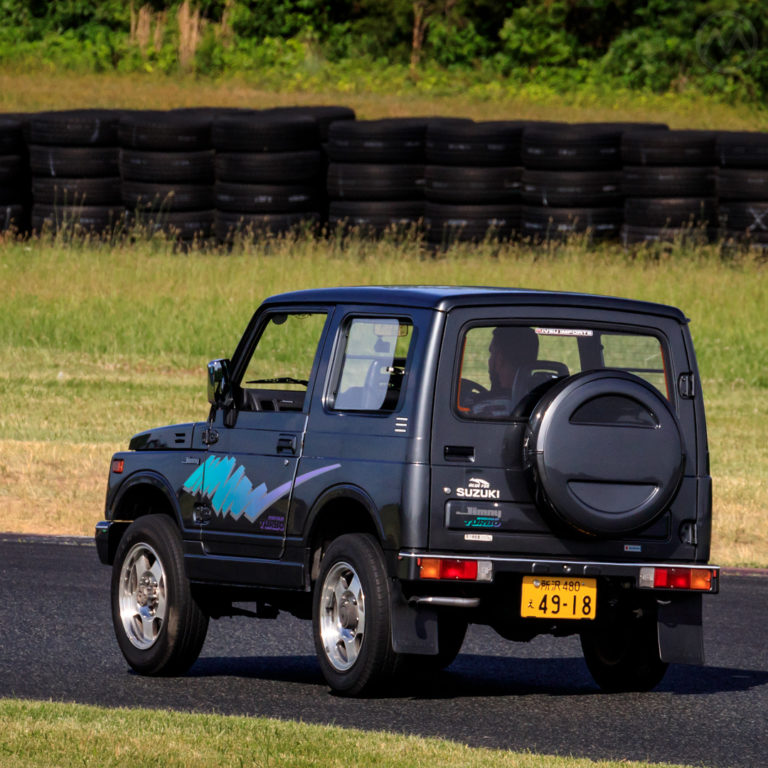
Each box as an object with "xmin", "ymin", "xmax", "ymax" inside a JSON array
[{"xmin": 207, "ymin": 359, "xmax": 232, "ymax": 406}]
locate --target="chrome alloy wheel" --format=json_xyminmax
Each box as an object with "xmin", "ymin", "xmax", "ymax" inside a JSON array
[
  {"xmin": 319, "ymin": 560, "xmax": 366, "ymax": 672},
  {"xmin": 118, "ymin": 542, "xmax": 168, "ymax": 650}
]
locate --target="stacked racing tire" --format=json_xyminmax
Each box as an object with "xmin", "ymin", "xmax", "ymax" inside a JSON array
[
  {"xmin": 521, "ymin": 123, "xmax": 632, "ymax": 242},
  {"xmin": 28, "ymin": 110, "xmax": 124, "ymax": 236},
  {"xmin": 326, "ymin": 118, "xmax": 427, "ymax": 236},
  {"xmin": 0, "ymin": 113, "xmax": 31, "ymax": 235},
  {"xmin": 621, "ymin": 129, "xmax": 718, "ymax": 245},
  {"xmin": 213, "ymin": 110, "xmax": 325, "ymax": 242},
  {"xmin": 424, "ymin": 119, "xmax": 523, "ymax": 246},
  {"xmin": 716, "ymin": 131, "xmax": 768, "ymax": 249},
  {"xmin": 119, "ymin": 110, "xmax": 215, "ymax": 244}
]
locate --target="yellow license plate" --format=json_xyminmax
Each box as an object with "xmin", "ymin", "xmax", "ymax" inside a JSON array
[{"xmin": 520, "ymin": 575, "xmax": 597, "ymax": 620}]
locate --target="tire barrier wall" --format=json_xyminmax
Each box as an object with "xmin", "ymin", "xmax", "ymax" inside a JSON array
[{"xmin": 2, "ymin": 107, "xmax": 768, "ymax": 245}]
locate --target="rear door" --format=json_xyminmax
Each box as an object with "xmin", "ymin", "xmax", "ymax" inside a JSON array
[{"xmin": 430, "ymin": 305, "xmax": 697, "ymax": 561}]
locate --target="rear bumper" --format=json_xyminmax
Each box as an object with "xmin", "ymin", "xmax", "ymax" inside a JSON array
[{"xmin": 396, "ymin": 550, "xmax": 720, "ymax": 593}]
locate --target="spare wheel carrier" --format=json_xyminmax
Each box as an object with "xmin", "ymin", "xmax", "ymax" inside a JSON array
[{"xmin": 524, "ymin": 370, "xmax": 685, "ymax": 536}]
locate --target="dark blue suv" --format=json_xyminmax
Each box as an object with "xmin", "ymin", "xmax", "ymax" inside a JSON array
[{"xmin": 96, "ymin": 286, "xmax": 719, "ymax": 695}]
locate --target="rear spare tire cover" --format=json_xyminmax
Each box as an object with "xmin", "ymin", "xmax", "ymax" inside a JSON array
[{"xmin": 524, "ymin": 370, "xmax": 684, "ymax": 536}]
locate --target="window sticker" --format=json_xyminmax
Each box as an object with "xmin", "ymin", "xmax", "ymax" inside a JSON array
[{"xmin": 534, "ymin": 328, "xmax": 594, "ymax": 337}]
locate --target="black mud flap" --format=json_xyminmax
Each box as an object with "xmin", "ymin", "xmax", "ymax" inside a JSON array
[
  {"xmin": 657, "ymin": 593, "xmax": 704, "ymax": 665},
  {"xmin": 389, "ymin": 581, "xmax": 439, "ymax": 655}
]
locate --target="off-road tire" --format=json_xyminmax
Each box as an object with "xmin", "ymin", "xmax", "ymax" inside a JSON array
[
  {"xmin": 312, "ymin": 533, "xmax": 400, "ymax": 696},
  {"xmin": 111, "ymin": 514, "xmax": 209, "ymax": 676}
]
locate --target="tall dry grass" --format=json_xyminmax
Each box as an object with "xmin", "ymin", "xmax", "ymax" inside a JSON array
[
  {"xmin": 1, "ymin": 69, "xmax": 768, "ymax": 129},
  {"xmin": 1, "ymin": 234, "xmax": 766, "ymax": 566}
]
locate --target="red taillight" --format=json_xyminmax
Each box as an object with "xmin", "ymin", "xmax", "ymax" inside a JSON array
[
  {"xmin": 652, "ymin": 567, "xmax": 713, "ymax": 591},
  {"xmin": 111, "ymin": 459, "xmax": 125, "ymax": 474},
  {"xmin": 418, "ymin": 558, "xmax": 478, "ymax": 581}
]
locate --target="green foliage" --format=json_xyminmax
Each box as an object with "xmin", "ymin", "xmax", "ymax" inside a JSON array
[
  {"xmin": 427, "ymin": 18, "xmax": 489, "ymax": 68},
  {"xmin": 498, "ymin": 3, "xmax": 583, "ymax": 68},
  {"xmin": 1, "ymin": 0, "xmax": 768, "ymax": 103}
]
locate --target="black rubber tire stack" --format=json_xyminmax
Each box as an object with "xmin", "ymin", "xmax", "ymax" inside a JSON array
[
  {"xmin": 212, "ymin": 110, "xmax": 324, "ymax": 242},
  {"xmin": 424, "ymin": 119, "xmax": 523, "ymax": 246},
  {"xmin": 326, "ymin": 118, "xmax": 427, "ymax": 236},
  {"xmin": 621, "ymin": 129, "xmax": 717, "ymax": 245},
  {"xmin": 261, "ymin": 105, "xmax": 356, "ymax": 144},
  {"xmin": 27, "ymin": 110, "xmax": 123, "ymax": 236},
  {"xmin": 119, "ymin": 110, "xmax": 215, "ymax": 243},
  {"xmin": 0, "ymin": 113, "xmax": 31, "ymax": 235},
  {"xmin": 716, "ymin": 131, "xmax": 768, "ymax": 248},
  {"xmin": 521, "ymin": 123, "xmax": 626, "ymax": 242}
]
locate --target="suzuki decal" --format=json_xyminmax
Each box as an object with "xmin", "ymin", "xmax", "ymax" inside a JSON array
[
  {"xmin": 455, "ymin": 477, "xmax": 501, "ymax": 500},
  {"xmin": 183, "ymin": 456, "xmax": 340, "ymax": 524}
]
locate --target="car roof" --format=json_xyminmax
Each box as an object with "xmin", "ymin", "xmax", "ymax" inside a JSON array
[{"xmin": 261, "ymin": 285, "xmax": 687, "ymax": 322}]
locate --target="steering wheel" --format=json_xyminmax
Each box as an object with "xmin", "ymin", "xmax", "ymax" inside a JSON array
[{"xmin": 459, "ymin": 378, "xmax": 488, "ymax": 406}]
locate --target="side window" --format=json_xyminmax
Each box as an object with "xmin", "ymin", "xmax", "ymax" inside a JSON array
[
  {"xmin": 332, "ymin": 317, "xmax": 413, "ymax": 412},
  {"xmin": 239, "ymin": 312, "xmax": 327, "ymax": 411}
]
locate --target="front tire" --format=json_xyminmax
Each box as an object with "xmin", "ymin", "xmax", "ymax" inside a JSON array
[
  {"xmin": 312, "ymin": 533, "xmax": 399, "ymax": 696},
  {"xmin": 111, "ymin": 514, "xmax": 208, "ymax": 676}
]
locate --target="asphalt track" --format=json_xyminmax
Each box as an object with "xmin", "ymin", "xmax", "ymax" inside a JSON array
[{"xmin": 1, "ymin": 537, "xmax": 766, "ymax": 767}]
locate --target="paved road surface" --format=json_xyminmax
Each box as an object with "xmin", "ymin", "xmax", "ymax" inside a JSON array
[{"xmin": 1, "ymin": 538, "xmax": 766, "ymax": 767}]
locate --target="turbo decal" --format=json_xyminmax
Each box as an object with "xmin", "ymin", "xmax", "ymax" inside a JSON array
[
  {"xmin": 464, "ymin": 516, "xmax": 502, "ymax": 529},
  {"xmin": 183, "ymin": 456, "xmax": 340, "ymax": 524}
]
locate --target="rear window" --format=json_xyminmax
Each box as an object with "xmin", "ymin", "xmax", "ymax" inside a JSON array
[{"xmin": 456, "ymin": 324, "xmax": 669, "ymax": 420}]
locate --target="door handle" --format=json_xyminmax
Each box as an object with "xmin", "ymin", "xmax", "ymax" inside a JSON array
[
  {"xmin": 444, "ymin": 445, "xmax": 475, "ymax": 462},
  {"xmin": 277, "ymin": 434, "xmax": 297, "ymax": 455}
]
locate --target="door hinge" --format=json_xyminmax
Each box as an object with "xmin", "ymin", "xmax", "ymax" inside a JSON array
[
  {"xmin": 677, "ymin": 372, "xmax": 696, "ymax": 399},
  {"xmin": 202, "ymin": 427, "xmax": 219, "ymax": 446},
  {"xmin": 680, "ymin": 521, "xmax": 698, "ymax": 546}
]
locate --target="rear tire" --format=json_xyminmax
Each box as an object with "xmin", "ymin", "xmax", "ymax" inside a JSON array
[
  {"xmin": 111, "ymin": 514, "xmax": 208, "ymax": 676},
  {"xmin": 580, "ymin": 612, "xmax": 668, "ymax": 692},
  {"xmin": 312, "ymin": 533, "xmax": 399, "ymax": 696},
  {"xmin": 399, "ymin": 615, "xmax": 468, "ymax": 676}
]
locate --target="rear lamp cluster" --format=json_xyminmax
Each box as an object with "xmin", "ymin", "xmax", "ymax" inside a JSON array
[
  {"xmin": 417, "ymin": 558, "xmax": 493, "ymax": 582},
  {"xmin": 639, "ymin": 566, "xmax": 717, "ymax": 592}
]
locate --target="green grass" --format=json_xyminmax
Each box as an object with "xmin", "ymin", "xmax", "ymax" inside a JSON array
[
  {"xmin": 0, "ymin": 699, "xmax": 696, "ymax": 768},
  {"xmin": 1, "ymin": 234, "xmax": 766, "ymax": 566}
]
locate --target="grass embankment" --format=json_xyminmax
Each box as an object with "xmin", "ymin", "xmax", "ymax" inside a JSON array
[
  {"xmin": 2, "ymin": 69, "xmax": 768, "ymax": 130},
  {"xmin": 0, "ymin": 698, "xmax": 696, "ymax": 768},
  {"xmin": 0, "ymin": 236, "xmax": 766, "ymax": 567}
]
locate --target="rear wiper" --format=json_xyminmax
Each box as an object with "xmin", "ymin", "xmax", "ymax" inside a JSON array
[{"xmin": 246, "ymin": 377, "xmax": 309, "ymax": 386}]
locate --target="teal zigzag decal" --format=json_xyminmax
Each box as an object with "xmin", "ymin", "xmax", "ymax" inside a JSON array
[{"xmin": 183, "ymin": 456, "xmax": 340, "ymax": 524}]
